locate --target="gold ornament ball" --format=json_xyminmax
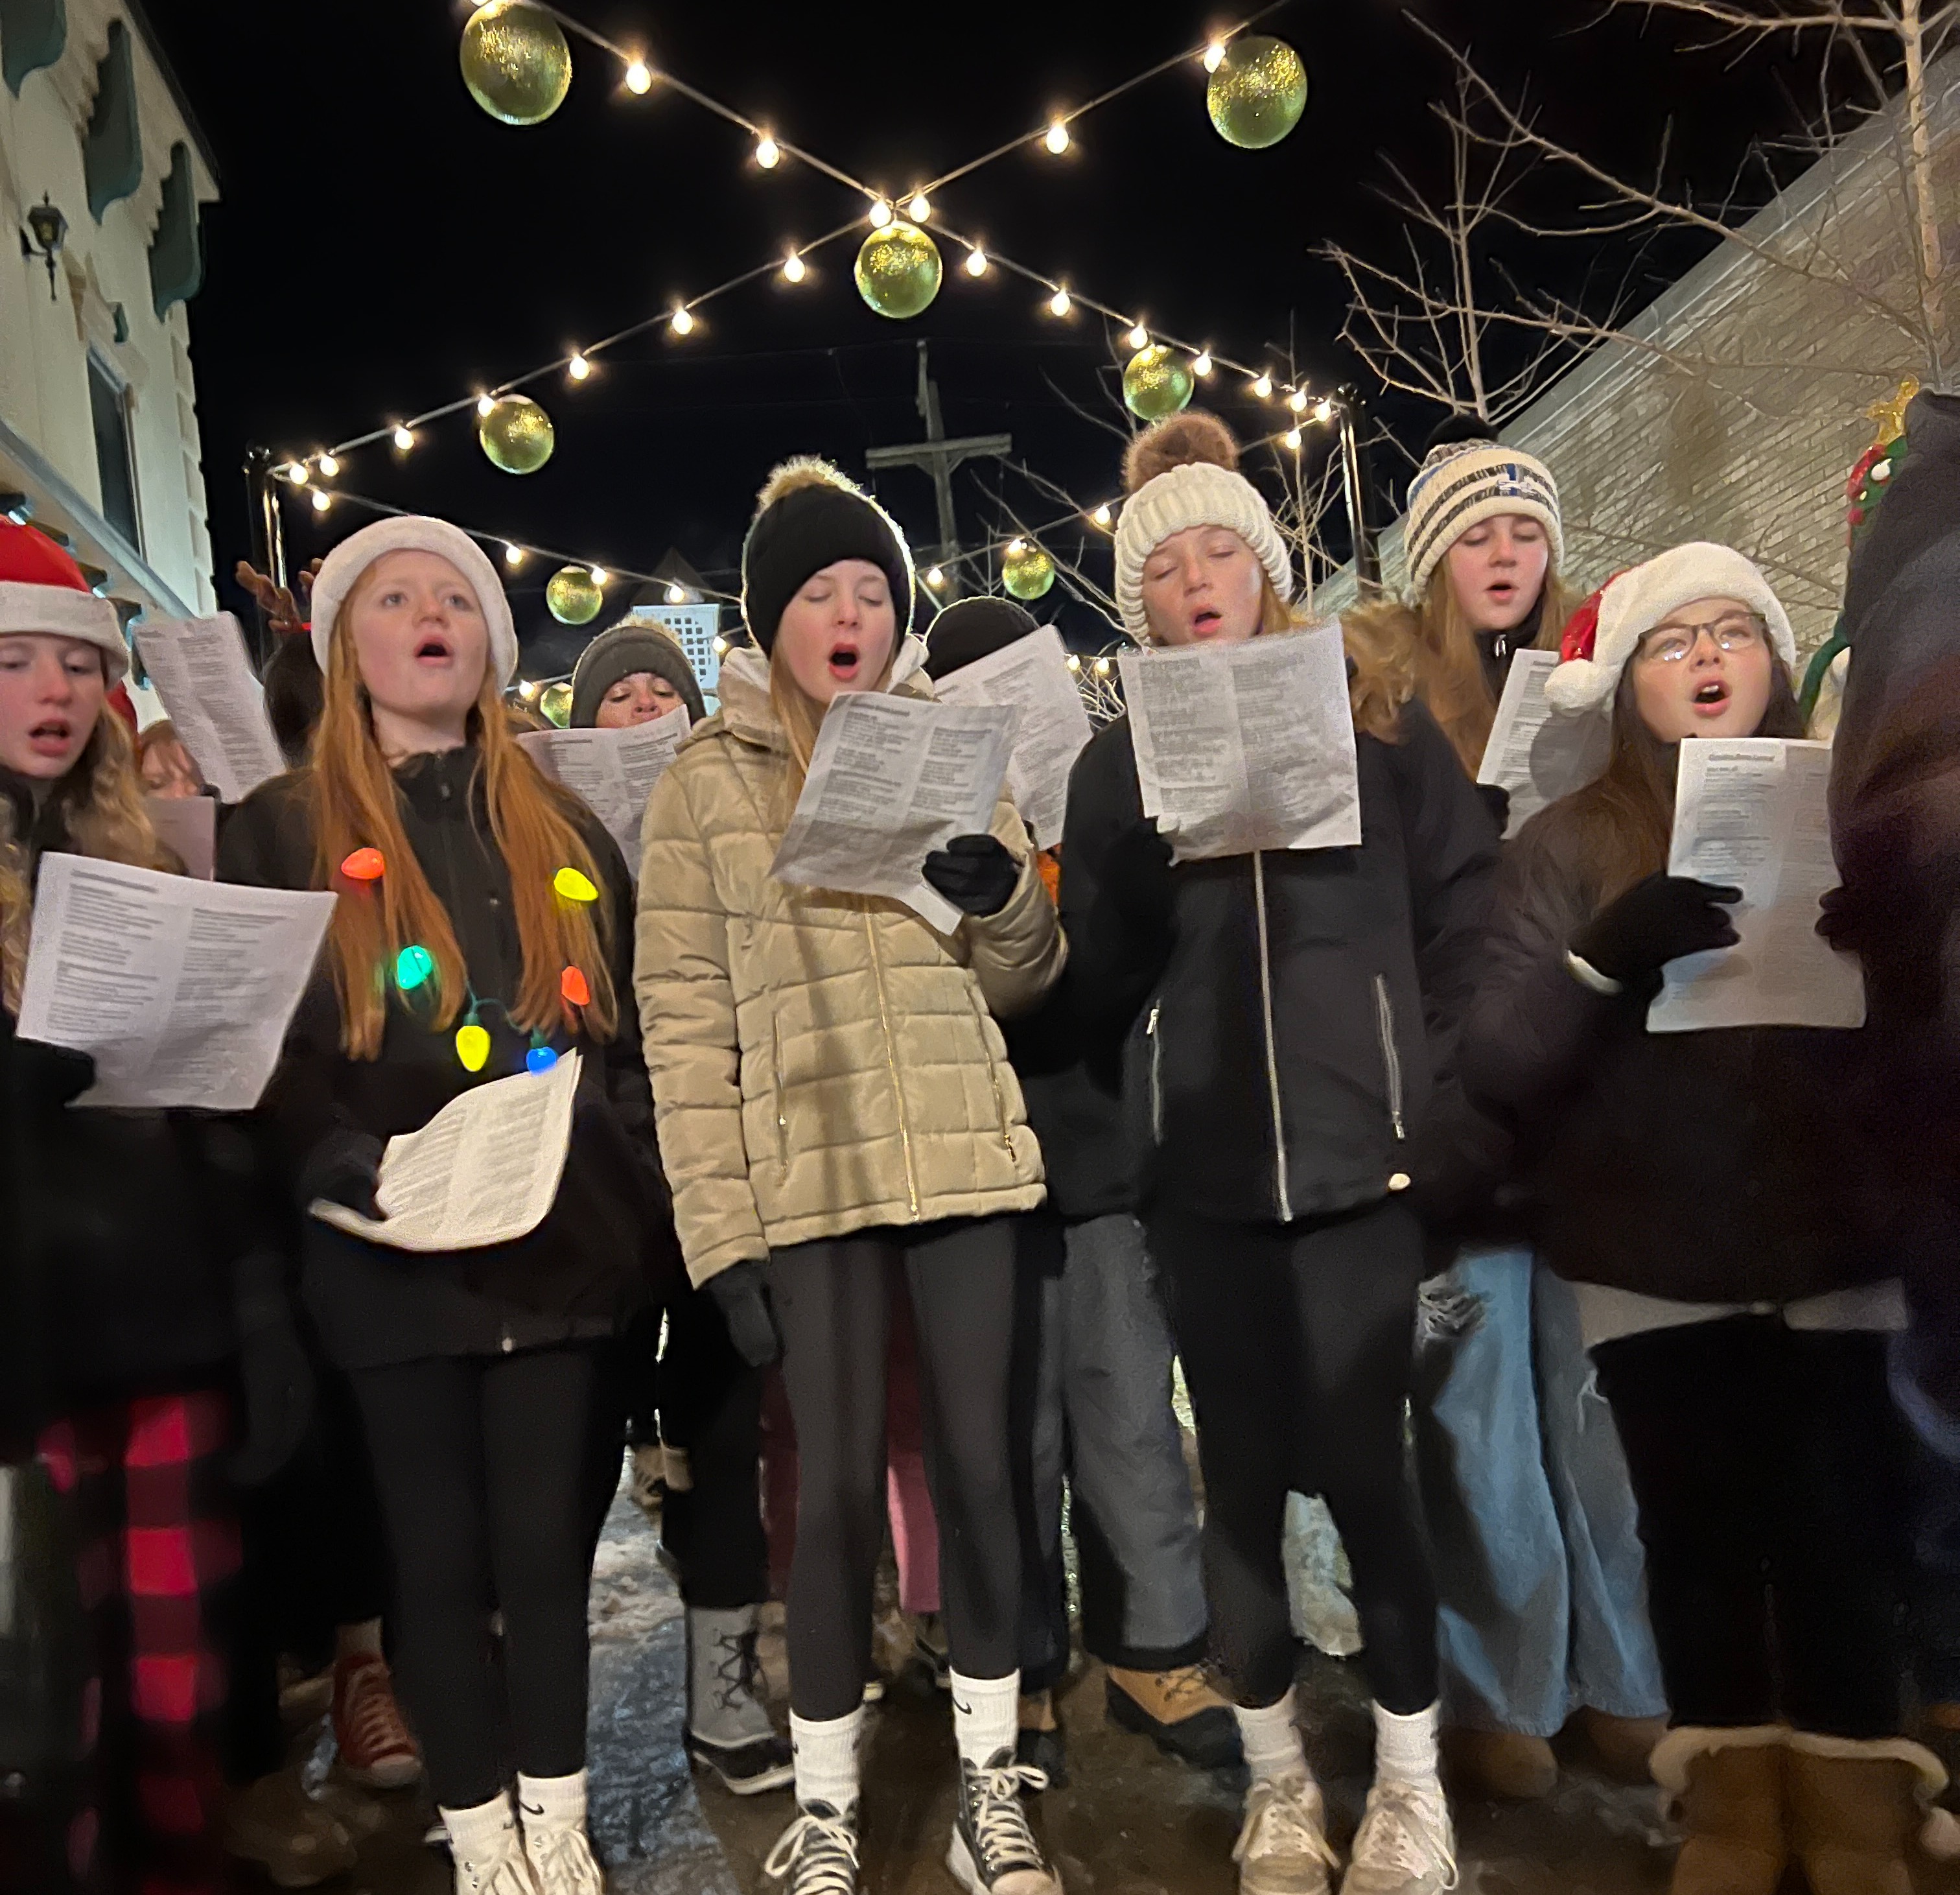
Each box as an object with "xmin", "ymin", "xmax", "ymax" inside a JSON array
[
  {"xmin": 545, "ymin": 566, "xmax": 604, "ymax": 625},
  {"xmin": 460, "ymin": 1, "xmax": 572, "ymax": 127},
  {"xmin": 1207, "ymin": 36, "xmax": 1308, "ymax": 150},
  {"xmin": 1123, "ymin": 345, "xmax": 1195, "ymax": 422},
  {"xmin": 539, "ymin": 681, "xmax": 574, "ymax": 727},
  {"xmin": 478, "ymin": 395, "xmax": 555, "ymax": 475},
  {"xmin": 1001, "ymin": 541, "xmax": 1056, "ymax": 602},
  {"xmin": 854, "ymin": 222, "xmax": 943, "ymax": 321}
]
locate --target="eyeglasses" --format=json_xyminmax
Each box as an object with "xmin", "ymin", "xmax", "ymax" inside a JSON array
[{"xmin": 1637, "ymin": 612, "xmax": 1766, "ymax": 665}]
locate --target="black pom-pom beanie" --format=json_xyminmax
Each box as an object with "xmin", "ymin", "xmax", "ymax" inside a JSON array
[{"xmin": 741, "ymin": 461, "xmax": 914, "ymax": 654}]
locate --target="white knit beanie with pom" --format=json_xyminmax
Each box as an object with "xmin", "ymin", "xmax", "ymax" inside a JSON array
[
  {"xmin": 1114, "ymin": 463, "xmax": 1294, "ymax": 642},
  {"xmin": 308, "ymin": 516, "xmax": 518, "ymax": 684},
  {"xmin": 1544, "ymin": 541, "xmax": 1796, "ymax": 715}
]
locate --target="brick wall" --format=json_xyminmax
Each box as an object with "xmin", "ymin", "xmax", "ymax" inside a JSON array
[{"xmin": 1317, "ymin": 53, "xmax": 1960, "ymax": 661}]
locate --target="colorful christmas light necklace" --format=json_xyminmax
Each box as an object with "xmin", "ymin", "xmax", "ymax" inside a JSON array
[{"xmin": 340, "ymin": 848, "xmax": 598, "ymax": 1072}]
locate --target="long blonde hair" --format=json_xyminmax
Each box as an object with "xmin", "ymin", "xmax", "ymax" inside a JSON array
[
  {"xmin": 1, "ymin": 707, "xmax": 171, "ymax": 1011},
  {"xmin": 1343, "ymin": 561, "xmax": 1581, "ymax": 773},
  {"xmin": 309, "ymin": 585, "xmax": 616, "ymax": 1058}
]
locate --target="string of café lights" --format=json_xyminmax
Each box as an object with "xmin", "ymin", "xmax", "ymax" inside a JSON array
[{"xmin": 270, "ymin": 1, "xmax": 1337, "ymax": 596}]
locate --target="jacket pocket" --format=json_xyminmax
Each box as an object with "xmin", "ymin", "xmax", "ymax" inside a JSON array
[
  {"xmin": 769, "ymin": 1007, "xmax": 789, "ymax": 1166},
  {"xmin": 1146, "ymin": 1001, "xmax": 1165, "ymax": 1146},
  {"xmin": 1373, "ymin": 975, "xmax": 1406, "ymax": 1142},
  {"xmin": 966, "ymin": 987, "xmax": 1014, "ymax": 1153}
]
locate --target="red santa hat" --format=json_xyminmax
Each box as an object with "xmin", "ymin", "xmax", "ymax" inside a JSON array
[{"xmin": 0, "ymin": 519, "xmax": 129, "ymax": 682}]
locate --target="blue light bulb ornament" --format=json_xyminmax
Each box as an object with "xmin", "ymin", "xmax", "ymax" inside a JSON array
[{"xmin": 526, "ymin": 1030, "xmax": 558, "ymax": 1076}]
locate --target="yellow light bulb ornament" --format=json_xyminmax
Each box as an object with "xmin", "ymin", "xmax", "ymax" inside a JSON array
[
  {"xmin": 554, "ymin": 866, "xmax": 600, "ymax": 904},
  {"xmin": 456, "ymin": 1022, "xmax": 491, "ymax": 1072}
]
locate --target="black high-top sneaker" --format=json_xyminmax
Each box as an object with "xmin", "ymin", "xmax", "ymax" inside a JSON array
[
  {"xmin": 763, "ymin": 1802, "xmax": 861, "ymax": 1895},
  {"xmin": 947, "ymin": 1749, "xmax": 1062, "ymax": 1895}
]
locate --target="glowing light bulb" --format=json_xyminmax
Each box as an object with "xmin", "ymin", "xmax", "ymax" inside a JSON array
[
  {"xmin": 1048, "ymin": 287, "xmax": 1071, "ymax": 317},
  {"xmin": 670, "ymin": 307, "xmax": 694, "ymax": 335},
  {"xmin": 568, "ymin": 352, "xmax": 591, "ymax": 380},
  {"xmin": 504, "ymin": 543, "xmax": 524, "ymax": 567},
  {"xmin": 287, "ymin": 462, "xmax": 309, "ymax": 485},
  {"xmin": 1044, "ymin": 121, "xmax": 1070, "ymax": 154},
  {"xmin": 665, "ymin": 582, "xmax": 687, "ymax": 604},
  {"xmin": 1284, "ymin": 427, "xmax": 1303, "ymax": 451},
  {"xmin": 755, "ymin": 135, "xmax": 780, "ymax": 169},
  {"xmin": 907, "ymin": 192, "xmax": 931, "ymax": 221},
  {"xmin": 782, "ymin": 252, "xmax": 806, "ymax": 283},
  {"xmin": 1093, "ymin": 655, "xmax": 1111, "ymax": 676},
  {"xmin": 1252, "ymin": 375, "xmax": 1273, "ymax": 400},
  {"xmin": 561, "ymin": 965, "xmax": 591, "ymax": 1007},
  {"xmin": 1193, "ymin": 352, "xmax": 1213, "ymax": 377},
  {"xmin": 1065, "ymin": 653, "xmax": 1082, "ymax": 672},
  {"xmin": 868, "ymin": 199, "xmax": 893, "ymax": 228},
  {"xmin": 1204, "ymin": 40, "xmax": 1228, "ymax": 72},
  {"xmin": 317, "ymin": 453, "xmax": 339, "ymax": 477},
  {"xmin": 340, "ymin": 847, "xmax": 384, "ymax": 882},
  {"xmin": 589, "ymin": 567, "xmax": 609, "ymax": 587},
  {"xmin": 478, "ymin": 395, "xmax": 498, "ymax": 418},
  {"xmin": 1126, "ymin": 323, "xmax": 1149, "ymax": 349},
  {"xmin": 624, "ymin": 58, "xmax": 651, "ymax": 93},
  {"xmin": 1288, "ymin": 389, "xmax": 1309, "ymax": 414},
  {"xmin": 1314, "ymin": 397, "xmax": 1335, "ymax": 424},
  {"xmin": 965, "ymin": 247, "xmax": 988, "ymax": 277},
  {"xmin": 926, "ymin": 565, "xmax": 945, "ymax": 588},
  {"xmin": 1009, "ymin": 538, "xmax": 1027, "ymax": 554},
  {"xmin": 312, "ymin": 489, "xmax": 331, "ymax": 512},
  {"xmin": 395, "ymin": 944, "xmax": 435, "ymax": 993},
  {"xmin": 455, "ymin": 1022, "xmax": 491, "ymax": 1072},
  {"xmin": 554, "ymin": 866, "xmax": 600, "ymax": 903},
  {"xmin": 393, "ymin": 425, "xmax": 415, "ymax": 451},
  {"xmin": 712, "ymin": 635, "xmax": 729, "ymax": 655},
  {"xmin": 527, "ymin": 1044, "xmax": 559, "ymax": 1075},
  {"xmin": 520, "ymin": 679, "xmax": 541, "ymax": 700},
  {"xmin": 1091, "ymin": 503, "xmax": 1112, "ymax": 528}
]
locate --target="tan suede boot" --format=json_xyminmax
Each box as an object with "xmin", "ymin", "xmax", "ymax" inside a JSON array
[
  {"xmin": 1786, "ymin": 1734, "xmax": 1946, "ymax": 1895},
  {"xmin": 1650, "ymin": 1726, "xmax": 1788, "ymax": 1895},
  {"xmin": 1439, "ymin": 1726, "xmax": 1558, "ymax": 1801}
]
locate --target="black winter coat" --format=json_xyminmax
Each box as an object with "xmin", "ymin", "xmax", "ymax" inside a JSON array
[
  {"xmin": 999, "ymin": 962, "xmax": 1132, "ymax": 1225},
  {"xmin": 1458, "ymin": 800, "xmax": 1880, "ymax": 1303},
  {"xmin": 1058, "ymin": 698, "xmax": 1499, "ymax": 1227},
  {"xmin": 217, "ymin": 747, "xmax": 675, "ymax": 1370}
]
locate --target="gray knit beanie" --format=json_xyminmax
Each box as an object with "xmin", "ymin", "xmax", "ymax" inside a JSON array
[{"xmin": 570, "ymin": 620, "xmax": 706, "ymax": 728}]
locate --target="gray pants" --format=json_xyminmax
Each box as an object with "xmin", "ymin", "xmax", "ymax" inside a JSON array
[{"xmin": 1011, "ymin": 1211, "xmax": 1209, "ymax": 1691}]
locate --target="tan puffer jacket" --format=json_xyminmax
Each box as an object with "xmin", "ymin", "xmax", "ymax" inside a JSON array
[{"xmin": 634, "ymin": 637, "xmax": 1065, "ymax": 1284}]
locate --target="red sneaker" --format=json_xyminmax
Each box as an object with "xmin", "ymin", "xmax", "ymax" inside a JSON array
[{"xmin": 332, "ymin": 1653, "xmax": 423, "ymax": 1789}]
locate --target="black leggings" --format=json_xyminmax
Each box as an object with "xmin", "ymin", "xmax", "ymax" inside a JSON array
[
  {"xmin": 1152, "ymin": 1198, "xmax": 1438, "ymax": 1713},
  {"xmin": 352, "ymin": 1347, "xmax": 597, "ymax": 1808},
  {"xmin": 768, "ymin": 1218, "xmax": 1020, "ymax": 1721},
  {"xmin": 1593, "ymin": 1317, "xmax": 1909, "ymax": 1738}
]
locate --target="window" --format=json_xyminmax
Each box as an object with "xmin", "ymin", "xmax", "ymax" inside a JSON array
[{"xmin": 87, "ymin": 351, "xmax": 140, "ymax": 552}]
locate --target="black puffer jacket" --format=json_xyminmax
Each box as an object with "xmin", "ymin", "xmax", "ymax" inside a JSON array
[
  {"xmin": 1458, "ymin": 799, "xmax": 1878, "ymax": 1302},
  {"xmin": 217, "ymin": 747, "xmax": 677, "ymax": 1370},
  {"xmin": 1058, "ymin": 697, "xmax": 1498, "ymax": 1226}
]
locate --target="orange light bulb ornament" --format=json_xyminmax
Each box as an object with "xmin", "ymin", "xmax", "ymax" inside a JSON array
[
  {"xmin": 340, "ymin": 847, "xmax": 385, "ymax": 882},
  {"xmin": 561, "ymin": 965, "xmax": 590, "ymax": 1007}
]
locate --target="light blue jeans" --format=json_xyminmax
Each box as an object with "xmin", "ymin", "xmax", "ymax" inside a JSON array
[{"xmin": 1414, "ymin": 1248, "xmax": 1666, "ymax": 1735}]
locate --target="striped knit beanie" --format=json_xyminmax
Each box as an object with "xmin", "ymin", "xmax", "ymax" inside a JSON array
[{"xmin": 1405, "ymin": 432, "xmax": 1562, "ymax": 597}]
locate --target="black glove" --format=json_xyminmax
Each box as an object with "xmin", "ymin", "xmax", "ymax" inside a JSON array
[
  {"xmin": 1572, "ymin": 871, "xmax": 1744, "ymax": 987},
  {"xmin": 228, "ymin": 1249, "xmax": 316, "ymax": 1486},
  {"xmin": 3, "ymin": 1036, "xmax": 95, "ymax": 1114},
  {"xmin": 1101, "ymin": 819, "xmax": 1175, "ymax": 924},
  {"xmin": 707, "ymin": 1260, "xmax": 780, "ymax": 1368},
  {"xmin": 296, "ymin": 1127, "xmax": 384, "ymax": 1220},
  {"xmin": 922, "ymin": 834, "xmax": 1020, "ymax": 919},
  {"xmin": 1475, "ymin": 782, "xmax": 1511, "ymax": 836}
]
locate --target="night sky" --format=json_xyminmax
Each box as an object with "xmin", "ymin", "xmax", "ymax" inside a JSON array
[{"xmin": 138, "ymin": 0, "xmax": 1838, "ymax": 672}]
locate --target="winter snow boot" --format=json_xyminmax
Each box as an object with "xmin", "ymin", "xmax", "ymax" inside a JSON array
[
  {"xmin": 1016, "ymin": 1689, "xmax": 1067, "ymax": 1788},
  {"xmin": 1787, "ymin": 1733, "xmax": 1946, "ymax": 1895},
  {"xmin": 1106, "ymin": 1665, "xmax": 1243, "ymax": 1770},
  {"xmin": 1440, "ymin": 1724, "xmax": 1558, "ymax": 1800},
  {"xmin": 1651, "ymin": 1726, "xmax": 1788, "ymax": 1895},
  {"xmin": 1572, "ymin": 1707, "xmax": 1667, "ymax": 1785},
  {"xmin": 685, "ymin": 1605, "xmax": 794, "ymax": 1793}
]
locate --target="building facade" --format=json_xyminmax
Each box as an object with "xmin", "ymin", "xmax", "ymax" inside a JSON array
[{"xmin": 0, "ymin": 0, "xmax": 218, "ymax": 658}]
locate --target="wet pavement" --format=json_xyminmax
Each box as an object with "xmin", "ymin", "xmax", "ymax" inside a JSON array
[{"xmin": 286, "ymin": 1474, "xmax": 1959, "ymax": 1894}]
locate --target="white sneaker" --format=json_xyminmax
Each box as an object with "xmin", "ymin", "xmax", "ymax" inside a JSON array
[
  {"xmin": 1232, "ymin": 1771, "xmax": 1338, "ymax": 1895},
  {"xmin": 517, "ymin": 1790, "xmax": 605, "ymax": 1894},
  {"xmin": 1340, "ymin": 1780, "xmax": 1457, "ymax": 1894},
  {"xmin": 444, "ymin": 1796, "xmax": 541, "ymax": 1895},
  {"xmin": 764, "ymin": 1802, "xmax": 862, "ymax": 1895}
]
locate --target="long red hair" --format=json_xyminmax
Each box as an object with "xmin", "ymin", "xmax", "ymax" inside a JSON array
[{"xmin": 309, "ymin": 579, "xmax": 616, "ymax": 1058}]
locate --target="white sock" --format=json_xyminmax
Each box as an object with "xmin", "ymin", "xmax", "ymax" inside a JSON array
[
  {"xmin": 790, "ymin": 1706, "xmax": 865, "ymax": 1815},
  {"xmin": 1373, "ymin": 1701, "xmax": 1443, "ymax": 1796},
  {"xmin": 516, "ymin": 1769, "xmax": 587, "ymax": 1829},
  {"xmin": 335, "ymin": 1618, "xmax": 384, "ymax": 1660},
  {"xmin": 1234, "ymin": 1689, "xmax": 1311, "ymax": 1785},
  {"xmin": 950, "ymin": 1669, "xmax": 1019, "ymax": 1770},
  {"xmin": 442, "ymin": 1787, "xmax": 517, "ymax": 1863}
]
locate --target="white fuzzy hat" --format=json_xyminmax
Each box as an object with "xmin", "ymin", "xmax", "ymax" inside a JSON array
[
  {"xmin": 1545, "ymin": 541, "xmax": 1796, "ymax": 715},
  {"xmin": 1405, "ymin": 438, "xmax": 1562, "ymax": 596},
  {"xmin": 308, "ymin": 516, "xmax": 517, "ymax": 683}
]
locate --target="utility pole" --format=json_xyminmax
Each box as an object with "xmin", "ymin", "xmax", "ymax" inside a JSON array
[
  {"xmin": 1333, "ymin": 386, "xmax": 1380, "ymax": 590},
  {"xmin": 864, "ymin": 342, "xmax": 1010, "ymax": 602},
  {"xmin": 242, "ymin": 445, "xmax": 287, "ymax": 665}
]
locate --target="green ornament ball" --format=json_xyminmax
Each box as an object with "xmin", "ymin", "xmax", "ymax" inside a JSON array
[
  {"xmin": 1206, "ymin": 35, "xmax": 1307, "ymax": 150},
  {"xmin": 854, "ymin": 222, "xmax": 943, "ymax": 321},
  {"xmin": 460, "ymin": 1, "xmax": 572, "ymax": 128},
  {"xmin": 1001, "ymin": 539, "xmax": 1056, "ymax": 602},
  {"xmin": 1123, "ymin": 344, "xmax": 1194, "ymax": 421},
  {"xmin": 478, "ymin": 394, "xmax": 555, "ymax": 475},
  {"xmin": 545, "ymin": 566, "xmax": 603, "ymax": 625},
  {"xmin": 539, "ymin": 681, "xmax": 574, "ymax": 727}
]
